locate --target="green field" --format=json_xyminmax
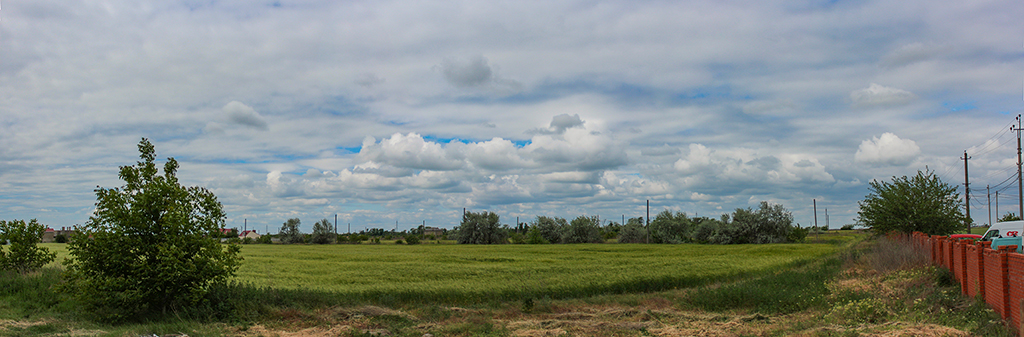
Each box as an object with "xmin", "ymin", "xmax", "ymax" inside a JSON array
[{"xmin": 41, "ymin": 238, "xmax": 845, "ymax": 304}]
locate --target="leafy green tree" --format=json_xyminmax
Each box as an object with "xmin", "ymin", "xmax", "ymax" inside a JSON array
[
  {"xmin": 525, "ymin": 226, "xmax": 548, "ymax": 244},
  {"xmin": 310, "ymin": 218, "xmax": 335, "ymax": 244},
  {"xmin": 532, "ymin": 216, "xmax": 566, "ymax": 244},
  {"xmin": 729, "ymin": 202, "xmax": 795, "ymax": 244},
  {"xmin": 257, "ymin": 233, "xmax": 273, "ymax": 244},
  {"xmin": 999, "ymin": 212, "xmax": 1021, "ymax": 222},
  {"xmin": 455, "ymin": 211, "xmax": 506, "ymax": 244},
  {"xmin": 617, "ymin": 217, "xmax": 648, "ymax": 243},
  {"xmin": 649, "ymin": 210, "xmax": 691, "ymax": 243},
  {"xmin": 857, "ymin": 169, "xmax": 966, "ymax": 235},
  {"xmin": 0, "ymin": 219, "xmax": 56, "ymax": 273},
  {"xmin": 62, "ymin": 138, "xmax": 241, "ymax": 321},
  {"xmin": 279, "ymin": 218, "xmax": 304, "ymax": 244},
  {"xmin": 563, "ymin": 216, "xmax": 604, "ymax": 243}
]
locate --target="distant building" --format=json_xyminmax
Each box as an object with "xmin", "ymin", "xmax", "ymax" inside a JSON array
[
  {"xmin": 423, "ymin": 226, "xmax": 444, "ymax": 238},
  {"xmin": 239, "ymin": 230, "xmax": 261, "ymax": 240},
  {"xmin": 41, "ymin": 226, "xmax": 78, "ymax": 243}
]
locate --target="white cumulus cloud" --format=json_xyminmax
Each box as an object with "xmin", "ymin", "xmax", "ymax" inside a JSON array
[{"xmin": 855, "ymin": 133, "xmax": 921, "ymax": 166}]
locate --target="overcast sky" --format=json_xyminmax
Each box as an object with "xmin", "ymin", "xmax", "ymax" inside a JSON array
[{"xmin": 2, "ymin": 0, "xmax": 1024, "ymax": 233}]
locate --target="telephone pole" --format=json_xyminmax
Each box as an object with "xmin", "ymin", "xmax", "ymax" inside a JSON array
[
  {"xmin": 962, "ymin": 151, "xmax": 971, "ymax": 232},
  {"xmin": 988, "ymin": 185, "xmax": 992, "ymax": 226},
  {"xmin": 1014, "ymin": 114, "xmax": 1023, "ymax": 219}
]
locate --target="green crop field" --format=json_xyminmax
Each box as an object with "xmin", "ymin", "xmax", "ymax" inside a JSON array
[{"xmin": 40, "ymin": 236, "xmax": 850, "ymax": 304}]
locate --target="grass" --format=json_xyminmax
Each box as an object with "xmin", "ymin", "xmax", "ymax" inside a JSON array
[
  {"xmin": 19, "ymin": 231, "xmax": 1011, "ymax": 336},
  {"xmin": 231, "ymin": 242, "xmax": 839, "ymax": 304}
]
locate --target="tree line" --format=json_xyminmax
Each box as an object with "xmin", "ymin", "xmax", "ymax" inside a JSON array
[{"xmin": 451, "ymin": 201, "xmax": 808, "ymax": 245}]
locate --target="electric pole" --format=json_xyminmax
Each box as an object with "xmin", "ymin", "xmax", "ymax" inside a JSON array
[
  {"xmin": 988, "ymin": 185, "xmax": 992, "ymax": 226},
  {"xmin": 1014, "ymin": 114, "xmax": 1023, "ymax": 219},
  {"xmin": 813, "ymin": 199, "xmax": 818, "ymax": 230},
  {"xmin": 646, "ymin": 199, "xmax": 650, "ymax": 244},
  {"xmin": 962, "ymin": 151, "xmax": 971, "ymax": 232}
]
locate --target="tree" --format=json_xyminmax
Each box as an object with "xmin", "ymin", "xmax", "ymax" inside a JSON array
[
  {"xmin": 532, "ymin": 216, "xmax": 566, "ymax": 244},
  {"xmin": 649, "ymin": 210, "xmax": 691, "ymax": 244},
  {"xmin": 455, "ymin": 211, "xmax": 506, "ymax": 244},
  {"xmin": 729, "ymin": 202, "xmax": 795, "ymax": 244},
  {"xmin": 62, "ymin": 138, "xmax": 241, "ymax": 322},
  {"xmin": 310, "ymin": 218, "xmax": 335, "ymax": 244},
  {"xmin": 0, "ymin": 219, "xmax": 56, "ymax": 273},
  {"xmin": 857, "ymin": 169, "xmax": 966, "ymax": 235},
  {"xmin": 999, "ymin": 212, "xmax": 1021, "ymax": 222},
  {"xmin": 563, "ymin": 216, "xmax": 604, "ymax": 243},
  {"xmin": 617, "ymin": 217, "xmax": 648, "ymax": 243},
  {"xmin": 279, "ymin": 218, "xmax": 304, "ymax": 244}
]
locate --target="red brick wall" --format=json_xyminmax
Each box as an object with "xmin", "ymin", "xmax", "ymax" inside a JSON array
[
  {"xmin": 952, "ymin": 240, "xmax": 966, "ymax": 292},
  {"xmin": 965, "ymin": 242, "xmax": 984, "ymax": 298},
  {"xmin": 983, "ymin": 247, "xmax": 1010, "ymax": 319},
  {"xmin": 1008, "ymin": 253, "xmax": 1024, "ymax": 330},
  {"xmin": 913, "ymin": 233, "xmax": 1024, "ymax": 329}
]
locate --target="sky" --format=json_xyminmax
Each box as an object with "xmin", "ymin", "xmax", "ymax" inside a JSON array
[{"xmin": 2, "ymin": 0, "xmax": 1024, "ymax": 233}]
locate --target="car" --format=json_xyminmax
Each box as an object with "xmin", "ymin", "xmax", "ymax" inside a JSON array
[{"xmin": 981, "ymin": 220, "xmax": 1024, "ymax": 241}]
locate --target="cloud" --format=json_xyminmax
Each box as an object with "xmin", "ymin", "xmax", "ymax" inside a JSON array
[
  {"xmin": 641, "ymin": 145, "xmax": 681, "ymax": 157},
  {"xmin": 440, "ymin": 56, "xmax": 494, "ymax": 88},
  {"xmin": 439, "ymin": 55, "xmax": 522, "ymax": 93},
  {"xmin": 880, "ymin": 42, "xmax": 938, "ymax": 68},
  {"xmin": 528, "ymin": 113, "xmax": 585, "ymax": 135},
  {"xmin": 358, "ymin": 133, "xmax": 465, "ymax": 171},
  {"xmin": 855, "ymin": 133, "xmax": 921, "ymax": 166},
  {"xmin": 850, "ymin": 83, "xmax": 917, "ymax": 107},
  {"xmin": 355, "ymin": 73, "xmax": 385, "ymax": 88},
  {"xmin": 223, "ymin": 101, "xmax": 269, "ymax": 130}
]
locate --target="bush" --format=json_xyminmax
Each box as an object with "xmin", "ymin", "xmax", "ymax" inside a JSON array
[
  {"xmin": 61, "ymin": 138, "xmax": 241, "ymax": 322},
  {"xmin": 840, "ymin": 224, "xmax": 855, "ymax": 230},
  {"xmin": 0, "ymin": 219, "xmax": 56, "ymax": 273},
  {"xmin": 54, "ymin": 234, "xmax": 68, "ymax": 244},
  {"xmin": 405, "ymin": 235, "xmax": 421, "ymax": 245},
  {"xmin": 257, "ymin": 234, "xmax": 273, "ymax": 244}
]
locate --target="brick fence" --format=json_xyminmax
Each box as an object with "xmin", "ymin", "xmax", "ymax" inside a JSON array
[{"xmin": 913, "ymin": 232, "xmax": 1023, "ymax": 331}]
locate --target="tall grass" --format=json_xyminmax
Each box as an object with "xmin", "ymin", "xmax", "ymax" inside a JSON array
[{"xmin": 866, "ymin": 233, "xmax": 930, "ymax": 273}]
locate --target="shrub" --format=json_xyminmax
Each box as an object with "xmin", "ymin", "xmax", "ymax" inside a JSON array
[
  {"xmin": 257, "ymin": 234, "xmax": 273, "ymax": 244},
  {"xmin": 405, "ymin": 235, "xmax": 421, "ymax": 245},
  {"xmin": 61, "ymin": 138, "xmax": 241, "ymax": 322},
  {"xmin": 840, "ymin": 224, "xmax": 855, "ymax": 230},
  {"xmin": 54, "ymin": 234, "xmax": 68, "ymax": 244},
  {"xmin": 395, "ymin": 239, "xmax": 404, "ymax": 244},
  {"xmin": 0, "ymin": 219, "xmax": 56, "ymax": 273}
]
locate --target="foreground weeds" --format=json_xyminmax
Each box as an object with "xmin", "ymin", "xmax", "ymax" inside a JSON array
[{"xmin": 1, "ymin": 233, "xmax": 1014, "ymax": 336}]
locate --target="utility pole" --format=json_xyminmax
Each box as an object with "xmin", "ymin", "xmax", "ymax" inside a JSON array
[
  {"xmin": 334, "ymin": 214, "xmax": 338, "ymax": 236},
  {"xmin": 825, "ymin": 208, "xmax": 829, "ymax": 229},
  {"xmin": 813, "ymin": 199, "xmax": 818, "ymax": 230},
  {"xmin": 988, "ymin": 185, "xmax": 992, "ymax": 227},
  {"xmin": 646, "ymin": 199, "xmax": 650, "ymax": 244},
  {"xmin": 997, "ymin": 191, "xmax": 1000, "ymax": 222},
  {"xmin": 1014, "ymin": 114, "xmax": 1023, "ymax": 219},
  {"xmin": 962, "ymin": 151, "xmax": 971, "ymax": 233}
]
